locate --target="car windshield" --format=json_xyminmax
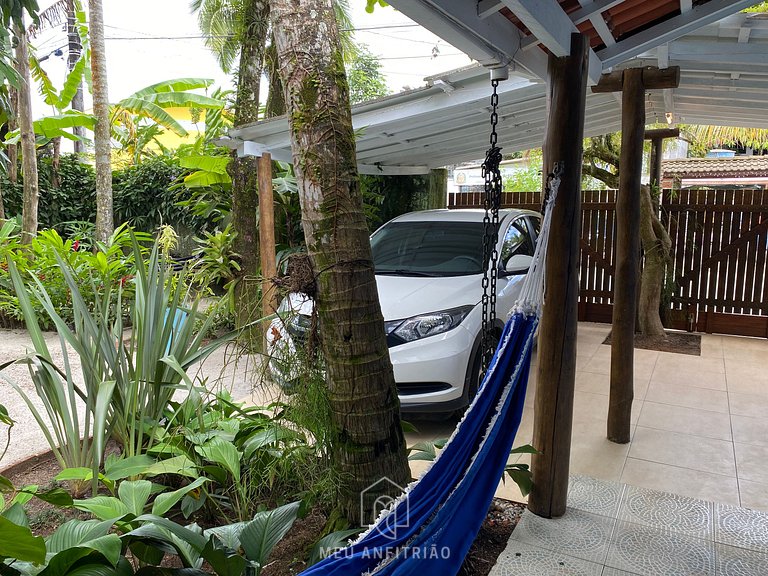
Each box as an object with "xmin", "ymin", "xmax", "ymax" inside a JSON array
[{"xmin": 371, "ymin": 220, "xmax": 489, "ymax": 277}]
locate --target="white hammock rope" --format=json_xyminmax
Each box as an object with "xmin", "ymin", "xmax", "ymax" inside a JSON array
[{"xmin": 513, "ymin": 164, "xmax": 562, "ymax": 318}]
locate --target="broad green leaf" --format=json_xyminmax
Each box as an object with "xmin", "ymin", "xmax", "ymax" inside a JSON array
[
  {"xmin": 307, "ymin": 528, "xmax": 361, "ymax": 566},
  {"xmin": 2, "ymin": 503, "xmax": 30, "ymax": 527},
  {"xmin": 505, "ymin": 466, "xmax": 534, "ymax": 497},
  {"xmin": 239, "ymin": 502, "xmax": 300, "ymax": 565},
  {"xmin": 407, "ymin": 440, "xmax": 438, "ymax": 462},
  {"xmin": 195, "ymin": 439, "xmax": 240, "ymax": 482},
  {"xmin": 118, "ymin": 481, "xmax": 152, "ymax": 516},
  {"xmin": 47, "ymin": 519, "xmax": 115, "ymax": 553},
  {"xmin": 178, "ymin": 156, "xmax": 230, "ymax": 174},
  {"xmin": 509, "ymin": 444, "xmax": 539, "ymax": 455},
  {"xmin": 116, "ymin": 98, "xmax": 187, "ymax": 136},
  {"xmin": 182, "ymin": 170, "xmax": 231, "ymax": 188},
  {"xmin": 42, "ymin": 534, "xmax": 122, "ymax": 576},
  {"xmin": 132, "ymin": 515, "xmax": 207, "ymax": 552},
  {"xmin": 57, "ymin": 468, "xmax": 94, "ymax": 482},
  {"xmin": 0, "ymin": 515, "xmax": 46, "ymax": 563},
  {"xmin": 104, "ymin": 454, "xmax": 156, "ymax": 481},
  {"xmin": 151, "ymin": 478, "xmax": 207, "ymax": 517},
  {"xmin": 181, "ymin": 493, "xmax": 206, "ymax": 519},
  {"xmin": 0, "ymin": 474, "xmax": 14, "ymax": 492},
  {"xmin": 58, "ymin": 56, "xmax": 86, "ymax": 108},
  {"xmin": 143, "ymin": 456, "xmax": 198, "ymax": 479},
  {"xmin": 35, "ymin": 111, "xmax": 96, "ymax": 136},
  {"xmin": 73, "ymin": 497, "xmax": 130, "ymax": 521},
  {"xmin": 35, "ymin": 487, "xmax": 74, "ymax": 507},
  {"xmin": 143, "ymin": 92, "xmax": 223, "ymax": 110},
  {"xmin": 204, "ymin": 522, "xmax": 248, "ymax": 552},
  {"xmin": 131, "ymin": 78, "xmax": 213, "ymax": 96},
  {"xmin": 200, "ymin": 539, "xmax": 246, "ymax": 576}
]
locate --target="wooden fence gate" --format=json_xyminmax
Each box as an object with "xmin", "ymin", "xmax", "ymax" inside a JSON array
[{"xmin": 447, "ymin": 188, "xmax": 768, "ymax": 338}]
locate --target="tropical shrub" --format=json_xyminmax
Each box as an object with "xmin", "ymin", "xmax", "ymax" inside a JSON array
[
  {"xmin": 147, "ymin": 389, "xmax": 339, "ymax": 523},
  {"xmin": 0, "ymin": 234, "xmax": 235, "ymax": 494},
  {"xmin": 0, "ymin": 222, "xmax": 147, "ymax": 329}
]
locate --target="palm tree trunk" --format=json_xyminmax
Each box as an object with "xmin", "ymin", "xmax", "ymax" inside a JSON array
[
  {"xmin": 229, "ymin": 0, "xmax": 268, "ymax": 338},
  {"xmin": 88, "ymin": 0, "xmax": 113, "ymax": 241},
  {"xmin": 270, "ymin": 0, "xmax": 410, "ymax": 523},
  {"xmin": 14, "ymin": 25, "xmax": 39, "ymax": 244},
  {"xmin": 264, "ymin": 39, "xmax": 284, "ymax": 118},
  {"xmin": 7, "ymin": 88, "xmax": 18, "ymax": 184},
  {"xmin": 67, "ymin": 0, "xmax": 85, "ymax": 154}
]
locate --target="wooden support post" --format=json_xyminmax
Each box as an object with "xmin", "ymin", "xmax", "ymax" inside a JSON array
[
  {"xmin": 645, "ymin": 128, "xmax": 679, "ymax": 189},
  {"xmin": 528, "ymin": 33, "xmax": 588, "ymax": 519},
  {"xmin": 608, "ymin": 69, "xmax": 645, "ymax": 444},
  {"xmin": 592, "ymin": 68, "xmax": 680, "ymax": 444},
  {"xmin": 258, "ymin": 153, "xmax": 277, "ymax": 344}
]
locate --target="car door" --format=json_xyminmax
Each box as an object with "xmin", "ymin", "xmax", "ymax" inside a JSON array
[{"xmin": 495, "ymin": 215, "xmax": 537, "ymax": 318}]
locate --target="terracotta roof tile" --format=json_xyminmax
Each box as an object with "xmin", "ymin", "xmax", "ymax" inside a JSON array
[{"xmin": 662, "ymin": 156, "xmax": 768, "ymax": 179}]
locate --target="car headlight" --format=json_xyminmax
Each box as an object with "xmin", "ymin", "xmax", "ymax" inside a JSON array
[{"xmin": 386, "ymin": 305, "xmax": 474, "ymax": 343}]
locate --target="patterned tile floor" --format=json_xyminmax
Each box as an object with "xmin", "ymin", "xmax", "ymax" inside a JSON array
[{"xmin": 490, "ymin": 475, "xmax": 768, "ymax": 576}]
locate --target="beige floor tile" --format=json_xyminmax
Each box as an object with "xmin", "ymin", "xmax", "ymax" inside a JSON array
[
  {"xmin": 726, "ymin": 372, "xmax": 768, "ymax": 398},
  {"xmin": 628, "ymin": 426, "xmax": 736, "ymax": 475},
  {"xmin": 722, "ymin": 335, "xmax": 768, "ymax": 353},
  {"xmin": 574, "ymin": 391, "xmax": 610, "ymax": 421},
  {"xmin": 637, "ymin": 401, "xmax": 732, "ymax": 441},
  {"xmin": 568, "ymin": 418, "xmax": 632, "ymax": 482},
  {"xmin": 621, "ymin": 458, "xmax": 740, "ymax": 505},
  {"xmin": 576, "ymin": 371, "xmax": 650, "ymax": 400},
  {"xmin": 699, "ymin": 335, "xmax": 724, "ymax": 358},
  {"xmin": 732, "ymin": 414, "xmax": 768, "ymax": 447},
  {"xmin": 651, "ymin": 363, "xmax": 727, "ymax": 391},
  {"xmin": 729, "ymin": 392, "xmax": 768, "ymax": 419},
  {"xmin": 722, "ymin": 347, "xmax": 768, "ymax": 363},
  {"xmin": 735, "ymin": 442, "xmax": 768, "ymax": 484},
  {"xmin": 739, "ymin": 478, "xmax": 768, "ymax": 513},
  {"xmin": 655, "ymin": 352, "xmax": 725, "ymax": 374},
  {"xmin": 645, "ymin": 381, "xmax": 730, "ymax": 413},
  {"xmin": 581, "ymin": 348, "xmax": 656, "ymax": 380}
]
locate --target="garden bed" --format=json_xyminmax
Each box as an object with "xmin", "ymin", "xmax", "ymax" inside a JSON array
[{"xmin": 2, "ymin": 449, "xmax": 525, "ymax": 575}]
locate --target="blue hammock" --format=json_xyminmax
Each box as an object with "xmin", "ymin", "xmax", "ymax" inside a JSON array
[
  {"xmin": 300, "ymin": 171, "xmax": 559, "ymax": 576},
  {"xmin": 300, "ymin": 312, "xmax": 537, "ymax": 576}
]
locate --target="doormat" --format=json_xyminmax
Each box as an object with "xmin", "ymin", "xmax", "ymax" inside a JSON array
[{"xmin": 602, "ymin": 331, "xmax": 701, "ymax": 356}]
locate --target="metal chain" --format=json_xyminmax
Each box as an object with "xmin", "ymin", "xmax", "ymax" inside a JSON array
[{"xmin": 481, "ymin": 79, "xmax": 503, "ymax": 373}]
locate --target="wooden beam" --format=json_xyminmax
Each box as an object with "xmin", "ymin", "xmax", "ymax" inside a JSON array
[
  {"xmin": 477, "ymin": 0, "xmax": 503, "ymax": 19},
  {"xmin": 592, "ymin": 66, "xmax": 680, "ymax": 93},
  {"xmin": 529, "ymin": 33, "xmax": 588, "ymax": 519},
  {"xmin": 608, "ymin": 68, "xmax": 644, "ymax": 444},
  {"xmin": 258, "ymin": 153, "xmax": 278, "ymax": 344},
  {"xmin": 597, "ymin": 0, "xmax": 757, "ymax": 68},
  {"xmin": 644, "ymin": 128, "xmax": 680, "ymax": 140},
  {"xmin": 570, "ymin": 0, "xmax": 623, "ymax": 24}
]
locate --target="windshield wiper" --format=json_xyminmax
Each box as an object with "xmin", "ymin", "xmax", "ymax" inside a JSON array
[{"xmin": 375, "ymin": 269, "xmax": 440, "ymax": 277}]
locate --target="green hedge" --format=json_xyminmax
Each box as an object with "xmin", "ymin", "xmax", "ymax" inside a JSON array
[{"xmin": 1, "ymin": 155, "xmax": 210, "ymax": 236}]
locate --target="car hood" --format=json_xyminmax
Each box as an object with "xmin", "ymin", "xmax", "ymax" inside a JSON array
[
  {"xmin": 282, "ymin": 274, "xmax": 482, "ymax": 320},
  {"xmin": 375, "ymin": 274, "xmax": 480, "ymax": 320}
]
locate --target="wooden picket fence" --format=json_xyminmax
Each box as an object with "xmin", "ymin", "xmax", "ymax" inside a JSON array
[{"xmin": 447, "ymin": 188, "xmax": 768, "ymax": 338}]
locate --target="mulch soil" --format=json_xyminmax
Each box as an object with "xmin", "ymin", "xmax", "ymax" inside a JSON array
[
  {"xmin": 602, "ymin": 330, "xmax": 701, "ymax": 356},
  {"xmin": 2, "ymin": 450, "xmax": 525, "ymax": 575}
]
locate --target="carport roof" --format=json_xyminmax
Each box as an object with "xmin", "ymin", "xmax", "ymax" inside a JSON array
[{"xmin": 224, "ymin": 2, "xmax": 768, "ymax": 175}]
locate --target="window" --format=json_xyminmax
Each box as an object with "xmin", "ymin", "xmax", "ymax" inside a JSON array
[{"xmin": 500, "ymin": 218, "xmax": 535, "ymax": 267}]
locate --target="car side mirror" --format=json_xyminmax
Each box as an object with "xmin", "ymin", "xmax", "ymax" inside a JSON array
[{"xmin": 505, "ymin": 254, "xmax": 534, "ymax": 275}]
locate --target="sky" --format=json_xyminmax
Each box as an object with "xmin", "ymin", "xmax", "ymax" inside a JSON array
[{"xmin": 30, "ymin": 0, "xmax": 473, "ymax": 118}]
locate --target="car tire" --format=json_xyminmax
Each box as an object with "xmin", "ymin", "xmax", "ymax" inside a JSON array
[{"xmin": 454, "ymin": 331, "xmax": 500, "ymax": 420}]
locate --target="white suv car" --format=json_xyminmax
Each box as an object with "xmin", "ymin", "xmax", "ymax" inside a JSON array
[{"xmin": 266, "ymin": 208, "xmax": 541, "ymax": 413}]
